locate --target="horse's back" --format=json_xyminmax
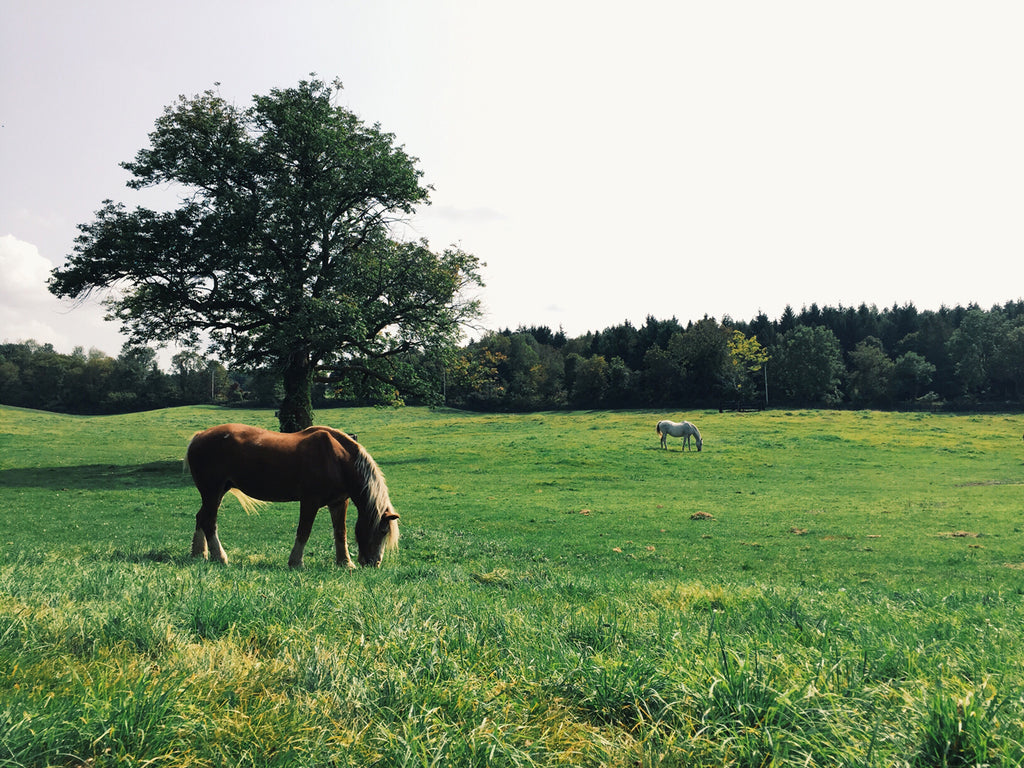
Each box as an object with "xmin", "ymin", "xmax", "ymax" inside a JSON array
[
  {"xmin": 187, "ymin": 424, "xmax": 284, "ymax": 468},
  {"xmin": 188, "ymin": 423, "xmax": 274, "ymax": 452},
  {"xmin": 190, "ymin": 424, "xmax": 350, "ymax": 454},
  {"xmin": 187, "ymin": 424, "xmax": 274, "ymax": 484},
  {"xmin": 186, "ymin": 423, "xmax": 355, "ymax": 503}
]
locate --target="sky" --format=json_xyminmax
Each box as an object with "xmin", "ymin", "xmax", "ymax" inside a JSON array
[{"xmin": 2, "ymin": 1, "xmax": 1023, "ymax": 365}]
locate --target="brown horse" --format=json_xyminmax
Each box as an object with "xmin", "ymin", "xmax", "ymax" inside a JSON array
[{"xmin": 184, "ymin": 424, "xmax": 399, "ymax": 568}]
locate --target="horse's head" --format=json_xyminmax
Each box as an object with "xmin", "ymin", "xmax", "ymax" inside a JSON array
[
  {"xmin": 356, "ymin": 506, "xmax": 400, "ymax": 567},
  {"xmin": 696, "ymin": 435, "xmax": 703, "ymax": 451}
]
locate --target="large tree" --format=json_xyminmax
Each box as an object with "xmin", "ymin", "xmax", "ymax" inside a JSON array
[
  {"xmin": 772, "ymin": 325, "xmax": 845, "ymax": 405},
  {"xmin": 846, "ymin": 336, "xmax": 894, "ymax": 407},
  {"xmin": 49, "ymin": 77, "xmax": 483, "ymax": 431}
]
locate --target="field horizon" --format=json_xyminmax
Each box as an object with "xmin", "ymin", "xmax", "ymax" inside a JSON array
[{"xmin": 2, "ymin": 404, "xmax": 1023, "ymax": 766}]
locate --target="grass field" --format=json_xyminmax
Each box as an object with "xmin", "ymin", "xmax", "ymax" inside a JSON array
[{"xmin": 2, "ymin": 404, "xmax": 1024, "ymax": 766}]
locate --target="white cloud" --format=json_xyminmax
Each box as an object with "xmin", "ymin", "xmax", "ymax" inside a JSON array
[
  {"xmin": 0, "ymin": 233, "xmax": 128, "ymax": 355},
  {"xmin": 0, "ymin": 233, "xmax": 54, "ymax": 306},
  {"xmin": 0, "ymin": 234, "xmax": 69, "ymax": 347}
]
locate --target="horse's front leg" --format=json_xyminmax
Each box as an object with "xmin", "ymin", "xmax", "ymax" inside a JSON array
[
  {"xmin": 193, "ymin": 493, "xmax": 228, "ymax": 564},
  {"xmin": 329, "ymin": 499, "xmax": 356, "ymax": 569},
  {"xmin": 288, "ymin": 500, "xmax": 320, "ymax": 569}
]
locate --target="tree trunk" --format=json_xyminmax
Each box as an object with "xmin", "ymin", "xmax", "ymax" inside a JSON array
[{"xmin": 278, "ymin": 354, "xmax": 314, "ymax": 432}]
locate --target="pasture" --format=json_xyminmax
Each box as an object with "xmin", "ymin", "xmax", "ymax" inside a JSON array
[{"xmin": 2, "ymin": 405, "xmax": 1023, "ymax": 766}]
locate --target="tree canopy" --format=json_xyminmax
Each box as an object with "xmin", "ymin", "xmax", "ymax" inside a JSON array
[{"xmin": 49, "ymin": 77, "xmax": 482, "ymax": 431}]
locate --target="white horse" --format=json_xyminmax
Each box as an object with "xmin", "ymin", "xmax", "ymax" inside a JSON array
[{"xmin": 656, "ymin": 420, "xmax": 702, "ymax": 451}]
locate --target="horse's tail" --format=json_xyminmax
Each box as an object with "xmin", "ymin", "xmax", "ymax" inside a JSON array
[
  {"xmin": 226, "ymin": 488, "xmax": 269, "ymax": 516},
  {"xmin": 656, "ymin": 422, "xmax": 662, "ymax": 435},
  {"xmin": 182, "ymin": 432, "xmax": 199, "ymax": 477}
]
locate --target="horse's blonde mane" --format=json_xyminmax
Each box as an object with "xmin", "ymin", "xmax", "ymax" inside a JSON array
[
  {"xmin": 353, "ymin": 442, "xmax": 390, "ymax": 509},
  {"xmin": 353, "ymin": 443, "xmax": 399, "ymax": 550},
  {"xmin": 352, "ymin": 444, "xmax": 386, "ymax": 505}
]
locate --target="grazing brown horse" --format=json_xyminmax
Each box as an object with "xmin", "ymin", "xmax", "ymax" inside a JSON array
[{"xmin": 184, "ymin": 424, "xmax": 399, "ymax": 568}]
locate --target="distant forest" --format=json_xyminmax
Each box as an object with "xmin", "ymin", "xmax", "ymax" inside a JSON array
[{"xmin": 3, "ymin": 301, "xmax": 1024, "ymax": 414}]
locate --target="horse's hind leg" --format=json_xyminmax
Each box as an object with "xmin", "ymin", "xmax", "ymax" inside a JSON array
[
  {"xmin": 191, "ymin": 525, "xmax": 207, "ymax": 559},
  {"xmin": 329, "ymin": 499, "xmax": 356, "ymax": 569},
  {"xmin": 193, "ymin": 492, "xmax": 228, "ymax": 564}
]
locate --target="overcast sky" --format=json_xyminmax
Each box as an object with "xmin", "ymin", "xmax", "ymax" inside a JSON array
[{"xmin": 2, "ymin": 1, "xmax": 1022, "ymax": 363}]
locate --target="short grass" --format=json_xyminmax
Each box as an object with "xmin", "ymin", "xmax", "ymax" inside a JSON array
[{"xmin": 2, "ymin": 405, "xmax": 1024, "ymax": 766}]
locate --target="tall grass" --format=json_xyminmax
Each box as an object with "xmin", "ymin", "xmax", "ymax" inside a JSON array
[{"xmin": 2, "ymin": 405, "xmax": 1024, "ymax": 766}]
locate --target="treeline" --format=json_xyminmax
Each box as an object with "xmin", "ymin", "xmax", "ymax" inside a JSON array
[
  {"xmin": 3, "ymin": 301, "xmax": 1024, "ymax": 414},
  {"xmin": 0, "ymin": 343, "xmax": 279, "ymax": 414},
  {"xmin": 438, "ymin": 301, "xmax": 1024, "ymax": 411}
]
